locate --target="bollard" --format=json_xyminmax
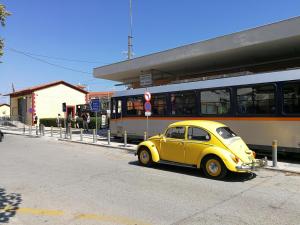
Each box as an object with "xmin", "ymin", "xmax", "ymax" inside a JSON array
[
  {"xmin": 23, "ymin": 124, "xmax": 25, "ymax": 135},
  {"xmin": 124, "ymin": 130, "xmax": 127, "ymax": 147},
  {"xmin": 70, "ymin": 127, "xmax": 72, "ymax": 140},
  {"xmin": 50, "ymin": 126, "xmax": 53, "ymax": 137},
  {"xmin": 93, "ymin": 129, "xmax": 96, "ymax": 143},
  {"xmin": 272, "ymin": 140, "xmax": 278, "ymax": 167},
  {"xmin": 144, "ymin": 131, "xmax": 147, "ymax": 141},
  {"xmin": 60, "ymin": 127, "xmax": 62, "ymax": 138},
  {"xmin": 80, "ymin": 128, "xmax": 83, "ymax": 141},
  {"xmin": 42, "ymin": 125, "xmax": 45, "ymax": 136},
  {"xmin": 107, "ymin": 129, "xmax": 111, "ymax": 145},
  {"xmin": 29, "ymin": 126, "xmax": 32, "ymax": 136},
  {"xmin": 35, "ymin": 125, "xmax": 38, "ymax": 136}
]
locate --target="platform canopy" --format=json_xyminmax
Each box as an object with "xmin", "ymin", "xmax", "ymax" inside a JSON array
[{"xmin": 93, "ymin": 17, "xmax": 300, "ymax": 86}]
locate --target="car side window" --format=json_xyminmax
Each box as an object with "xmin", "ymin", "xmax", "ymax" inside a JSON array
[
  {"xmin": 188, "ymin": 127, "xmax": 210, "ymax": 141},
  {"xmin": 165, "ymin": 127, "xmax": 185, "ymax": 139}
]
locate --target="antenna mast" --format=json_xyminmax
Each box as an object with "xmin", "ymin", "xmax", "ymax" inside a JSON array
[{"xmin": 128, "ymin": 0, "xmax": 133, "ymax": 60}]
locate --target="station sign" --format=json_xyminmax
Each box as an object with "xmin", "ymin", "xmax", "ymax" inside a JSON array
[
  {"xmin": 140, "ymin": 73, "xmax": 152, "ymax": 87},
  {"xmin": 90, "ymin": 99, "xmax": 101, "ymax": 112}
]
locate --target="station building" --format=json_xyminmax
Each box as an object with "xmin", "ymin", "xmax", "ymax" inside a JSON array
[
  {"xmin": 92, "ymin": 17, "xmax": 300, "ymax": 153},
  {"xmin": 7, "ymin": 81, "xmax": 88, "ymax": 125}
]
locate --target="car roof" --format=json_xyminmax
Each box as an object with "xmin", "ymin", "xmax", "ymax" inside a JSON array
[{"xmin": 168, "ymin": 120, "xmax": 226, "ymax": 132}]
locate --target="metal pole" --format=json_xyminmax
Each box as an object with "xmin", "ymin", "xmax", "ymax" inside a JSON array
[
  {"xmin": 60, "ymin": 127, "xmax": 62, "ymax": 138},
  {"xmin": 23, "ymin": 124, "xmax": 25, "ymax": 135},
  {"xmin": 93, "ymin": 129, "xmax": 96, "ymax": 143},
  {"xmin": 64, "ymin": 116, "xmax": 67, "ymax": 139},
  {"xmin": 146, "ymin": 116, "xmax": 149, "ymax": 140},
  {"xmin": 96, "ymin": 112, "xmax": 98, "ymax": 139},
  {"xmin": 70, "ymin": 127, "xmax": 72, "ymax": 140},
  {"xmin": 80, "ymin": 128, "xmax": 83, "ymax": 141},
  {"xmin": 29, "ymin": 126, "xmax": 32, "ymax": 136},
  {"xmin": 35, "ymin": 125, "xmax": 38, "ymax": 136},
  {"xmin": 107, "ymin": 129, "xmax": 111, "ymax": 145},
  {"xmin": 42, "ymin": 125, "xmax": 45, "ymax": 136},
  {"xmin": 51, "ymin": 126, "xmax": 53, "ymax": 137},
  {"xmin": 272, "ymin": 140, "xmax": 278, "ymax": 167},
  {"xmin": 144, "ymin": 131, "xmax": 147, "ymax": 141},
  {"xmin": 124, "ymin": 130, "xmax": 127, "ymax": 147}
]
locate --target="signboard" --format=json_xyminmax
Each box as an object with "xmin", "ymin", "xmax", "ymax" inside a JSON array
[
  {"xmin": 90, "ymin": 99, "xmax": 101, "ymax": 112},
  {"xmin": 145, "ymin": 111, "xmax": 152, "ymax": 117},
  {"xmin": 144, "ymin": 91, "xmax": 151, "ymax": 102},
  {"xmin": 28, "ymin": 108, "xmax": 33, "ymax": 113},
  {"xmin": 140, "ymin": 74, "xmax": 152, "ymax": 87},
  {"xmin": 144, "ymin": 101, "xmax": 151, "ymax": 112}
]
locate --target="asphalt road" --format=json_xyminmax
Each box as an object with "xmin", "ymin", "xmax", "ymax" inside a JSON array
[{"xmin": 0, "ymin": 134, "xmax": 300, "ymax": 225}]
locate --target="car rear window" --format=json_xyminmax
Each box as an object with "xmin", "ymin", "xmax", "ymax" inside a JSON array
[{"xmin": 216, "ymin": 127, "xmax": 237, "ymax": 139}]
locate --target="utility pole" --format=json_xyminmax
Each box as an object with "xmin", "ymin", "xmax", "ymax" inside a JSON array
[{"xmin": 128, "ymin": 0, "xmax": 133, "ymax": 60}]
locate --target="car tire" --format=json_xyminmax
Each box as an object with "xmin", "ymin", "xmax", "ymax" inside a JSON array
[
  {"xmin": 202, "ymin": 155, "xmax": 227, "ymax": 179},
  {"xmin": 138, "ymin": 147, "xmax": 153, "ymax": 167}
]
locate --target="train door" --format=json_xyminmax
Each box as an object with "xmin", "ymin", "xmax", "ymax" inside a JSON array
[{"xmin": 111, "ymin": 98, "xmax": 123, "ymax": 137}]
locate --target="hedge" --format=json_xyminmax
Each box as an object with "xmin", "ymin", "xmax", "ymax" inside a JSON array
[{"xmin": 39, "ymin": 117, "xmax": 103, "ymax": 129}]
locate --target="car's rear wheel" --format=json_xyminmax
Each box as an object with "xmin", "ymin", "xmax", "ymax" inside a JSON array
[
  {"xmin": 202, "ymin": 155, "xmax": 227, "ymax": 179},
  {"xmin": 138, "ymin": 147, "xmax": 152, "ymax": 166}
]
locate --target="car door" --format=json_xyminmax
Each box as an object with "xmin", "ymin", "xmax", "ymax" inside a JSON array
[
  {"xmin": 160, "ymin": 126, "xmax": 186, "ymax": 163},
  {"xmin": 184, "ymin": 126, "xmax": 211, "ymax": 165}
]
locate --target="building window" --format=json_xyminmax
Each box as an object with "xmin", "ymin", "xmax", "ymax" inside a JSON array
[
  {"xmin": 201, "ymin": 89, "xmax": 231, "ymax": 115},
  {"xmin": 151, "ymin": 94, "xmax": 167, "ymax": 116},
  {"xmin": 126, "ymin": 96, "xmax": 144, "ymax": 116},
  {"xmin": 188, "ymin": 127, "xmax": 210, "ymax": 141},
  {"xmin": 237, "ymin": 84, "xmax": 275, "ymax": 114},
  {"xmin": 283, "ymin": 82, "xmax": 300, "ymax": 114},
  {"xmin": 170, "ymin": 92, "xmax": 196, "ymax": 116},
  {"xmin": 165, "ymin": 127, "xmax": 185, "ymax": 139}
]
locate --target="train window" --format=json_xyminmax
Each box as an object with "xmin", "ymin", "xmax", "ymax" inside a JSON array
[
  {"xmin": 283, "ymin": 82, "xmax": 300, "ymax": 114},
  {"xmin": 165, "ymin": 127, "xmax": 185, "ymax": 139},
  {"xmin": 188, "ymin": 127, "xmax": 210, "ymax": 141},
  {"xmin": 126, "ymin": 96, "xmax": 144, "ymax": 116},
  {"xmin": 170, "ymin": 92, "xmax": 196, "ymax": 115},
  {"xmin": 237, "ymin": 84, "xmax": 275, "ymax": 114},
  {"xmin": 200, "ymin": 89, "xmax": 230, "ymax": 115},
  {"xmin": 151, "ymin": 94, "xmax": 167, "ymax": 116}
]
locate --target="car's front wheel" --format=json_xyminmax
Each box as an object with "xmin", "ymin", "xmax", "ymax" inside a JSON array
[
  {"xmin": 138, "ymin": 147, "xmax": 152, "ymax": 166},
  {"xmin": 202, "ymin": 155, "xmax": 227, "ymax": 179}
]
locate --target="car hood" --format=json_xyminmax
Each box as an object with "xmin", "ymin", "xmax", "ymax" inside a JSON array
[{"xmin": 222, "ymin": 137, "xmax": 254, "ymax": 163}]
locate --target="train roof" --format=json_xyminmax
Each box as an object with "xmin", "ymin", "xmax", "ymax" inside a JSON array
[{"xmin": 94, "ymin": 17, "xmax": 300, "ymax": 84}]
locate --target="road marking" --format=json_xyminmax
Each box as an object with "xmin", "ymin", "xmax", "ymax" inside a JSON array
[
  {"xmin": 76, "ymin": 213, "xmax": 152, "ymax": 225},
  {"xmin": 0, "ymin": 206, "xmax": 152, "ymax": 225}
]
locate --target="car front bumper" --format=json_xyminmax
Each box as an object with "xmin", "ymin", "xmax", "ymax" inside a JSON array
[{"xmin": 235, "ymin": 158, "xmax": 268, "ymax": 171}]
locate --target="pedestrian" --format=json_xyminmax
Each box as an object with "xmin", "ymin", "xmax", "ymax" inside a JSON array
[
  {"xmin": 87, "ymin": 113, "xmax": 91, "ymax": 132},
  {"xmin": 56, "ymin": 114, "xmax": 62, "ymax": 128},
  {"xmin": 33, "ymin": 114, "xmax": 38, "ymax": 126},
  {"xmin": 67, "ymin": 113, "xmax": 72, "ymax": 135},
  {"xmin": 75, "ymin": 114, "xmax": 79, "ymax": 128},
  {"xmin": 82, "ymin": 112, "xmax": 88, "ymax": 133}
]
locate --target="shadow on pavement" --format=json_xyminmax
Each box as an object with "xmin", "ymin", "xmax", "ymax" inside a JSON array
[
  {"xmin": 0, "ymin": 187, "xmax": 22, "ymax": 223},
  {"xmin": 128, "ymin": 160, "xmax": 256, "ymax": 182}
]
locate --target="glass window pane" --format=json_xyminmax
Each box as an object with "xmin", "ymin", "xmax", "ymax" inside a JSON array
[
  {"xmin": 188, "ymin": 127, "xmax": 210, "ymax": 141},
  {"xmin": 151, "ymin": 94, "xmax": 167, "ymax": 116},
  {"xmin": 126, "ymin": 96, "xmax": 144, "ymax": 116},
  {"xmin": 201, "ymin": 89, "xmax": 230, "ymax": 115},
  {"xmin": 170, "ymin": 92, "xmax": 196, "ymax": 115},
  {"xmin": 216, "ymin": 127, "xmax": 237, "ymax": 139},
  {"xmin": 165, "ymin": 127, "xmax": 185, "ymax": 139},
  {"xmin": 283, "ymin": 82, "xmax": 300, "ymax": 114},
  {"xmin": 237, "ymin": 85, "xmax": 275, "ymax": 114}
]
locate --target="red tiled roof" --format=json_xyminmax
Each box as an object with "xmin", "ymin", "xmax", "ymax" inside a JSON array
[{"xmin": 7, "ymin": 81, "xmax": 88, "ymax": 97}]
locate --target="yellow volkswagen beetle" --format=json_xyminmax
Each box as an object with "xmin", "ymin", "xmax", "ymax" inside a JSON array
[{"xmin": 136, "ymin": 120, "xmax": 267, "ymax": 179}]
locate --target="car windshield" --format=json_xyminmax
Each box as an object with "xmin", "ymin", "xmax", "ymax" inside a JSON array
[{"xmin": 216, "ymin": 127, "xmax": 237, "ymax": 139}]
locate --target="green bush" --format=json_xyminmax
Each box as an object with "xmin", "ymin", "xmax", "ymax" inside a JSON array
[{"xmin": 40, "ymin": 117, "xmax": 102, "ymax": 129}]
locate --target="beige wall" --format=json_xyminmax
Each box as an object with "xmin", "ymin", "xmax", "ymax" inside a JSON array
[
  {"xmin": 10, "ymin": 94, "xmax": 32, "ymax": 124},
  {"xmin": 34, "ymin": 84, "xmax": 86, "ymax": 121},
  {"xmin": 0, "ymin": 105, "xmax": 10, "ymax": 118}
]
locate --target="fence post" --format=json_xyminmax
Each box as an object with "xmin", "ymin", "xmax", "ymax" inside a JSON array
[
  {"xmin": 51, "ymin": 126, "xmax": 53, "ymax": 137},
  {"xmin": 42, "ymin": 125, "xmax": 45, "ymax": 136},
  {"xmin": 93, "ymin": 129, "xmax": 96, "ymax": 143},
  {"xmin": 80, "ymin": 128, "xmax": 83, "ymax": 141},
  {"xmin": 23, "ymin": 124, "xmax": 25, "ymax": 135},
  {"xmin": 272, "ymin": 140, "xmax": 278, "ymax": 167},
  {"xmin": 29, "ymin": 126, "xmax": 32, "ymax": 136},
  {"xmin": 70, "ymin": 127, "xmax": 72, "ymax": 140},
  {"xmin": 144, "ymin": 131, "xmax": 147, "ymax": 141},
  {"xmin": 60, "ymin": 127, "xmax": 62, "ymax": 138},
  {"xmin": 107, "ymin": 129, "xmax": 111, "ymax": 145},
  {"xmin": 124, "ymin": 130, "xmax": 127, "ymax": 147},
  {"xmin": 35, "ymin": 125, "xmax": 38, "ymax": 136}
]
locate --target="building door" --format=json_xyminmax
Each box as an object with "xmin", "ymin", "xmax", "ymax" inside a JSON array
[
  {"xmin": 18, "ymin": 97, "xmax": 27, "ymax": 123},
  {"xmin": 66, "ymin": 106, "xmax": 75, "ymax": 118}
]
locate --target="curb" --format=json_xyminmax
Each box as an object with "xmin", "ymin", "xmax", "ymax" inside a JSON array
[{"xmin": 263, "ymin": 166, "xmax": 300, "ymax": 175}]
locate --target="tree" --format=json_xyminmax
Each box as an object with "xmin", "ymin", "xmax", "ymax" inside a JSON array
[{"xmin": 0, "ymin": 4, "xmax": 11, "ymax": 58}]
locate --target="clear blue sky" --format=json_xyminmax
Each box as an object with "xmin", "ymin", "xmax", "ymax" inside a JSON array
[{"xmin": 1, "ymin": 0, "xmax": 300, "ymax": 103}]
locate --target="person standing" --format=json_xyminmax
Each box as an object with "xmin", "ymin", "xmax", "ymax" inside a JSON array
[
  {"xmin": 82, "ymin": 112, "xmax": 88, "ymax": 133},
  {"xmin": 56, "ymin": 114, "xmax": 62, "ymax": 127},
  {"xmin": 66, "ymin": 113, "xmax": 72, "ymax": 135},
  {"xmin": 75, "ymin": 114, "xmax": 79, "ymax": 128}
]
